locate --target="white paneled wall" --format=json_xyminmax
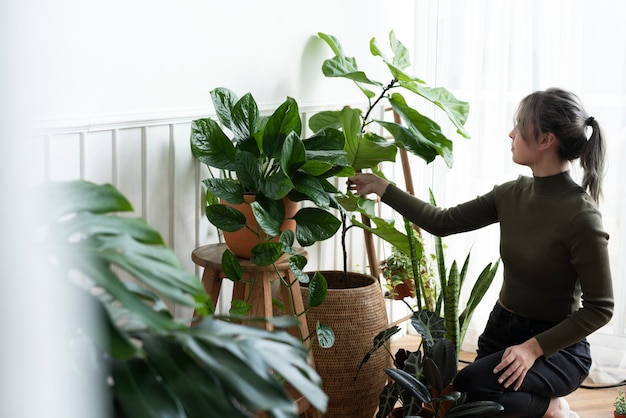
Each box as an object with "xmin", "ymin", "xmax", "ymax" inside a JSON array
[{"xmin": 37, "ymin": 108, "xmax": 393, "ymax": 319}]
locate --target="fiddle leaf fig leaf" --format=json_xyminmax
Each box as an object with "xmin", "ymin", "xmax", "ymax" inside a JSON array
[
  {"xmin": 205, "ymin": 204, "xmax": 247, "ymax": 232},
  {"xmin": 399, "ymin": 81, "xmax": 471, "ymax": 138}
]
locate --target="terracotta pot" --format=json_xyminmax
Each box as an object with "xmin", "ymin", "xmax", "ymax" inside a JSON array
[
  {"xmin": 392, "ymin": 281, "xmax": 414, "ymax": 300},
  {"xmin": 615, "ymin": 412, "xmax": 626, "ymax": 418},
  {"xmin": 301, "ymin": 271, "xmax": 390, "ymax": 418},
  {"xmin": 221, "ymin": 195, "xmax": 297, "ymax": 258}
]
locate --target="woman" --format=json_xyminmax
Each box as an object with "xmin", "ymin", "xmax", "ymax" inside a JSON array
[{"xmin": 347, "ymin": 88, "xmax": 614, "ymax": 418}]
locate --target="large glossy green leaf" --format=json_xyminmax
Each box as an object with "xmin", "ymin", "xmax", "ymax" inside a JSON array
[
  {"xmin": 221, "ymin": 249, "xmax": 242, "ymax": 282},
  {"xmin": 210, "ymin": 87, "xmax": 238, "ymax": 128},
  {"xmin": 250, "ymin": 200, "xmax": 282, "ymax": 237},
  {"xmin": 50, "ymin": 211, "xmax": 165, "ymax": 246},
  {"xmin": 230, "ymin": 93, "xmax": 259, "ymax": 143},
  {"xmin": 410, "ymin": 310, "xmax": 446, "ymax": 349},
  {"xmin": 288, "ymin": 254, "xmax": 309, "ymax": 283},
  {"xmin": 250, "ymin": 242, "xmax": 284, "ymax": 266},
  {"xmin": 350, "ymin": 214, "xmax": 412, "ymax": 255},
  {"xmin": 263, "ymin": 97, "xmax": 302, "ymax": 159},
  {"xmin": 280, "ymin": 132, "xmax": 306, "ymax": 176},
  {"xmin": 190, "ymin": 118, "xmax": 237, "ymax": 170},
  {"xmin": 141, "ymin": 334, "xmax": 253, "ymax": 418},
  {"xmin": 385, "ymin": 368, "xmax": 432, "ymax": 404},
  {"xmin": 112, "ymin": 357, "xmax": 187, "ymax": 418},
  {"xmin": 72, "ymin": 254, "xmax": 183, "ymax": 331},
  {"xmin": 259, "ymin": 170, "xmax": 294, "ymax": 200},
  {"xmin": 293, "ymin": 208, "xmax": 341, "ymax": 246},
  {"xmin": 291, "ymin": 172, "xmax": 330, "ymax": 209},
  {"xmin": 179, "ymin": 333, "xmax": 297, "ymax": 414},
  {"xmin": 92, "ymin": 235, "xmax": 204, "ymax": 307},
  {"xmin": 44, "ymin": 181, "xmax": 133, "ymax": 220},
  {"xmin": 205, "ymin": 204, "xmax": 247, "ymax": 232},
  {"xmin": 202, "ymin": 178, "xmax": 244, "ymax": 204},
  {"xmin": 306, "ymin": 271, "xmax": 328, "ymax": 308},
  {"xmin": 399, "ymin": 81, "xmax": 471, "ymax": 138},
  {"xmin": 234, "ymin": 150, "xmax": 262, "ymax": 192},
  {"xmin": 355, "ymin": 326, "xmax": 401, "ymax": 378},
  {"xmin": 388, "ymin": 92, "xmax": 454, "ymax": 167}
]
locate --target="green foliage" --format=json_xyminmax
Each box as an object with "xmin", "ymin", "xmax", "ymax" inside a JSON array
[
  {"xmin": 191, "ymin": 87, "xmax": 340, "ymax": 348},
  {"xmin": 311, "ymin": 31, "xmax": 469, "ymax": 172},
  {"xmin": 39, "ymin": 180, "xmax": 327, "ymax": 417},
  {"xmin": 616, "ymin": 390, "xmax": 626, "ymax": 414},
  {"xmin": 191, "ymin": 87, "xmax": 347, "ymax": 249},
  {"xmin": 356, "ymin": 313, "xmax": 502, "ymax": 417}
]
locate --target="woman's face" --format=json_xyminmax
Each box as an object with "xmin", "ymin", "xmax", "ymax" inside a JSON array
[{"xmin": 508, "ymin": 124, "xmax": 538, "ymax": 167}]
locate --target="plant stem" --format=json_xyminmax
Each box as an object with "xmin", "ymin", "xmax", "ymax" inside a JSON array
[{"xmin": 361, "ymin": 79, "xmax": 398, "ymax": 132}]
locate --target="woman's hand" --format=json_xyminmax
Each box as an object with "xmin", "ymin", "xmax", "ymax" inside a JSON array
[
  {"xmin": 493, "ymin": 338, "xmax": 544, "ymax": 391},
  {"xmin": 347, "ymin": 173, "xmax": 390, "ymax": 198}
]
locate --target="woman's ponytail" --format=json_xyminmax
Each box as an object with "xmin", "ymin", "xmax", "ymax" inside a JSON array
[{"xmin": 579, "ymin": 116, "xmax": 606, "ymax": 203}]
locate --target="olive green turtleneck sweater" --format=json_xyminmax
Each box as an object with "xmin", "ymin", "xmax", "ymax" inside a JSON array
[{"xmin": 382, "ymin": 171, "xmax": 614, "ymax": 357}]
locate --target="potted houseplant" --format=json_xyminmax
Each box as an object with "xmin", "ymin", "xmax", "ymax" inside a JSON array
[
  {"xmin": 297, "ymin": 30, "xmax": 474, "ymax": 418},
  {"xmin": 191, "ymin": 87, "xmax": 349, "ymax": 259},
  {"xmin": 356, "ymin": 312, "xmax": 503, "ymax": 418},
  {"xmin": 313, "ymin": 30, "xmax": 500, "ymax": 355},
  {"xmin": 38, "ymin": 180, "xmax": 327, "ymax": 417},
  {"xmin": 380, "ymin": 245, "xmax": 417, "ymax": 300},
  {"xmin": 191, "ymin": 87, "xmax": 351, "ymax": 346},
  {"xmin": 615, "ymin": 390, "xmax": 626, "ymax": 418}
]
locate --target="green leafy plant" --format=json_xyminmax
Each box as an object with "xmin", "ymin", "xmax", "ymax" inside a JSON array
[
  {"xmin": 616, "ymin": 390, "xmax": 626, "ymax": 415},
  {"xmin": 39, "ymin": 180, "xmax": 327, "ymax": 418},
  {"xmin": 191, "ymin": 87, "xmax": 348, "ymax": 251},
  {"xmin": 356, "ymin": 312, "xmax": 502, "ymax": 417},
  {"xmin": 310, "ymin": 30, "xmax": 470, "ymax": 283},
  {"xmin": 191, "ymin": 87, "xmax": 350, "ymax": 347}
]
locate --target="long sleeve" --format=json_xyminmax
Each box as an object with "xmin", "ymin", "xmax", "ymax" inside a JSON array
[{"xmin": 381, "ymin": 183, "xmax": 499, "ymax": 236}]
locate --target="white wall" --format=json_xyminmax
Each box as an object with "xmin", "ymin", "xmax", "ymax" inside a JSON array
[
  {"xmin": 3, "ymin": 1, "xmax": 423, "ymax": 417},
  {"xmin": 30, "ymin": 0, "xmax": 418, "ymax": 125}
]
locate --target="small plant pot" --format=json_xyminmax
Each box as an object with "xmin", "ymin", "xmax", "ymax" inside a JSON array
[
  {"xmin": 221, "ymin": 195, "xmax": 297, "ymax": 258},
  {"xmin": 615, "ymin": 412, "xmax": 626, "ymax": 418},
  {"xmin": 392, "ymin": 281, "xmax": 414, "ymax": 300}
]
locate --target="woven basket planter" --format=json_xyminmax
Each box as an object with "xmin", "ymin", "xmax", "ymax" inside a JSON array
[{"xmin": 302, "ymin": 271, "xmax": 390, "ymax": 418}]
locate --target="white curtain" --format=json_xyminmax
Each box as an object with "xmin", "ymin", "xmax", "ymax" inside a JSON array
[{"xmin": 396, "ymin": 0, "xmax": 626, "ymax": 385}]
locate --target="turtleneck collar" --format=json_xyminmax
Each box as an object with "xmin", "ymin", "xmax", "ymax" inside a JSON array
[{"xmin": 532, "ymin": 171, "xmax": 578, "ymax": 197}]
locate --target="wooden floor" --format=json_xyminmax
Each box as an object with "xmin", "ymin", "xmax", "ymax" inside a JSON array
[{"xmin": 390, "ymin": 336, "xmax": 622, "ymax": 417}]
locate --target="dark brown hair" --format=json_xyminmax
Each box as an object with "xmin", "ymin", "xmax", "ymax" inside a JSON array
[{"xmin": 515, "ymin": 88, "xmax": 605, "ymax": 203}]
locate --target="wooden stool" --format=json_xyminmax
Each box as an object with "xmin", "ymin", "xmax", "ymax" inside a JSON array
[{"xmin": 191, "ymin": 243, "xmax": 310, "ymax": 339}]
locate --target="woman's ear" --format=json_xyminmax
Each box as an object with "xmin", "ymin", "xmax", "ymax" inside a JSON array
[{"xmin": 539, "ymin": 132, "xmax": 558, "ymax": 150}]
